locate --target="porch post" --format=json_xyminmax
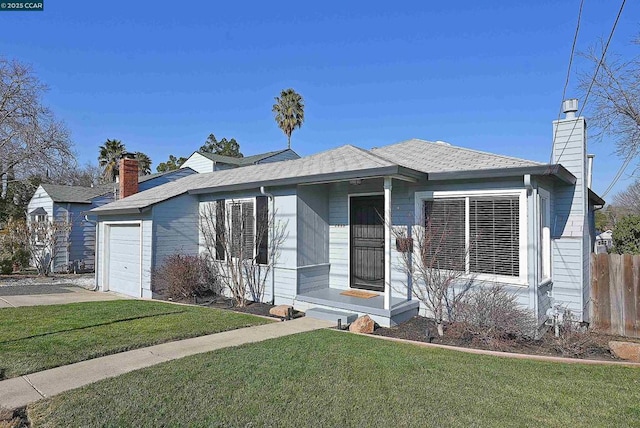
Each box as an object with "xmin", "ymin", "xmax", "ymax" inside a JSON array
[{"xmin": 384, "ymin": 176, "xmax": 392, "ymax": 310}]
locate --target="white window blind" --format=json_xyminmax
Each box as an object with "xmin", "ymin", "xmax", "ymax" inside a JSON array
[
  {"xmin": 424, "ymin": 199, "xmax": 465, "ymax": 271},
  {"xmin": 469, "ymin": 196, "xmax": 519, "ymax": 277},
  {"xmin": 424, "ymin": 194, "xmax": 521, "ymax": 278}
]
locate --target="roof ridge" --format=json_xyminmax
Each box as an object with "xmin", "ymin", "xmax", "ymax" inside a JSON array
[
  {"xmin": 374, "ymin": 138, "xmax": 545, "ymax": 166},
  {"xmin": 348, "ymin": 145, "xmax": 398, "ymax": 166}
]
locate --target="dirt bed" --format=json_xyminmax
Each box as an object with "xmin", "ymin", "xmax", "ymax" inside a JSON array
[{"xmin": 372, "ymin": 316, "xmax": 632, "ymax": 362}]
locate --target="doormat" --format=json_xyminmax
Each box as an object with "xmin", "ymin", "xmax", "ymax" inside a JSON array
[{"xmin": 340, "ymin": 290, "xmax": 379, "ymax": 299}]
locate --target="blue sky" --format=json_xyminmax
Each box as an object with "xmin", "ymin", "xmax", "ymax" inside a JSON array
[{"xmin": 1, "ymin": 1, "xmax": 638, "ymax": 197}]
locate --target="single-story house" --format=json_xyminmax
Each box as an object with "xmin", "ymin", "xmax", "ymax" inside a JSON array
[
  {"xmin": 181, "ymin": 148, "xmax": 300, "ymax": 173},
  {"xmin": 91, "ymin": 99, "xmax": 604, "ymax": 327},
  {"xmin": 595, "ymin": 230, "xmax": 613, "ymax": 254},
  {"xmin": 27, "ymin": 167, "xmax": 197, "ymax": 273}
]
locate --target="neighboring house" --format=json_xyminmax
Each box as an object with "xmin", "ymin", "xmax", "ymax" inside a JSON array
[
  {"xmin": 27, "ymin": 167, "xmax": 197, "ymax": 273},
  {"xmin": 595, "ymin": 230, "xmax": 613, "ymax": 254},
  {"xmin": 181, "ymin": 149, "xmax": 300, "ymax": 173},
  {"xmin": 91, "ymin": 99, "xmax": 603, "ymax": 327}
]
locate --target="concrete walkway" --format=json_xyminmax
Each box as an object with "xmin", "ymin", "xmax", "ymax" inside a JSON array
[
  {"xmin": 0, "ymin": 285, "xmax": 127, "ymax": 308},
  {"xmin": 0, "ymin": 317, "xmax": 333, "ymax": 409}
]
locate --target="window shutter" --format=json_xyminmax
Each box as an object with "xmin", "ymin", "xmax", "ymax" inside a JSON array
[
  {"xmin": 256, "ymin": 196, "xmax": 269, "ymax": 265},
  {"xmin": 215, "ymin": 200, "xmax": 225, "ymax": 260},
  {"xmin": 469, "ymin": 196, "xmax": 519, "ymax": 277},
  {"xmin": 242, "ymin": 201, "xmax": 255, "ymax": 260},
  {"xmin": 424, "ymin": 199, "xmax": 465, "ymax": 270},
  {"xmin": 231, "ymin": 203, "xmax": 242, "ymax": 258}
]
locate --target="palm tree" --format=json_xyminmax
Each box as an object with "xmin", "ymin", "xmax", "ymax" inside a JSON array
[
  {"xmin": 272, "ymin": 88, "xmax": 305, "ymax": 149},
  {"xmin": 135, "ymin": 152, "xmax": 152, "ymax": 176},
  {"xmin": 98, "ymin": 139, "xmax": 125, "ymax": 182}
]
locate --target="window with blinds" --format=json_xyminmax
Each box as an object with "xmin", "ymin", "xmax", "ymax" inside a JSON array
[
  {"xmin": 424, "ymin": 199, "xmax": 465, "ymax": 271},
  {"xmin": 215, "ymin": 198, "xmax": 267, "ymax": 263},
  {"xmin": 469, "ymin": 196, "xmax": 519, "ymax": 277},
  {"xmin": 424, "ymin": 194, "xmax": 521, "ymax": 278}
]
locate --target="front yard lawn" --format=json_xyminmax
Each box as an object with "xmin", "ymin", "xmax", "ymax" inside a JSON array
[
  {"xmin": 29, "ymin": 329, "xmax": 640, "ymax": 427},
  {"xmin": 0, "ymin": 300, "xmax": 271, "ymax": 379}
]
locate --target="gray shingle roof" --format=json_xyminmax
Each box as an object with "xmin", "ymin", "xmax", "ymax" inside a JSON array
[
  {"xmin": 41, "ymin": 183, "xmax": 114, "ymax": 204},
  {"xmin": 198, "ymin": 149, "xmax": 297, "ymax": 166},
  {"xmin": 91, "ymin": 139, "xmax": 553, "ymax": 215},
  {"xmin": 92, "ymin": 145, "xmax": 403, "ymax": 213},
  {"xmin": 370, "ymin": 139, "xmax": 543, "ymax": 173}
]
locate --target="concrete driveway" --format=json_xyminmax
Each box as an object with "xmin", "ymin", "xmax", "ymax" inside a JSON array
[{"xmin": 0, "ymin": 283, "xmax": 129, "ymax": 308}]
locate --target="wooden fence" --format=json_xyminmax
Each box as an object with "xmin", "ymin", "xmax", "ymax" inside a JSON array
[{"xmin": 590, "ymin": 253, "xmax": 640, "ymax": 338}]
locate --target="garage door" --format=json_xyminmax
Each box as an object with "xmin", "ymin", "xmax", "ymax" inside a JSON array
[{"xmin": 107, "ymin": 224, "xmax": 141, "ymax": 297}]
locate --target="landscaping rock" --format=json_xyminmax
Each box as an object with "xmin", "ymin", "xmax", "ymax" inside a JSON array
[
  {"xmin": 609, "ymin": 340, "xmax": 640, "ymax": 362},
  {"xmin": 349, "ymin": 315, "xmax": 375, "ymax": 334},
  {"xmin": 269, "ymin": 305, "xmax": 293, "ymax": 318}
]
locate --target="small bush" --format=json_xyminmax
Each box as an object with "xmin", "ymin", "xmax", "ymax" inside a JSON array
[
  {"xmin": 0, "ymin": 259, "xmax": 12, "ymax": 275},
  {"xmin": 550, "ymin": 310, "xmax": 611, "ymax": 358},
  {"xmin": 152, "ymin": 254, "xmax": 219, "ymax": 300},
  {"xmin": 450, "ymin": 285, "xmax": 538, "ymax": 350}
]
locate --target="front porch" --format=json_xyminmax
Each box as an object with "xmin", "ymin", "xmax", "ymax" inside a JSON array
[
  {"xmin": 294, "ymin": 287, "xmax": 419, "ymax": 327},
  {"xmin": 292, "ymin": 174, "xmax": 421, "ymax": 327}
]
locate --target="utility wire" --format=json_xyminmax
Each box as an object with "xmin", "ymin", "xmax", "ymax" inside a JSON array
[
  {"xmin": 601, "ymin": 149, "xmax": 635, "ymax": 198},
  {"xmin": 554, "ymin": 0, "xmax": 626, "ymax": 164},
  {"xmin": 549, "ymin": 0, "xmax": 584, "ymax": 164}
]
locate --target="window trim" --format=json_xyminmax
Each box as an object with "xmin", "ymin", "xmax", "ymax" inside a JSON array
[
  {"xmin": 538, "ymin": 188, "xmax": 551, "ymax": 284},
  {"xmin": 207, "ymin": 197, "xmax": 269, "ymax": 266},
  {"xmin": 415, "ymin": 189, "xmax": 528, "ymax": 285}
]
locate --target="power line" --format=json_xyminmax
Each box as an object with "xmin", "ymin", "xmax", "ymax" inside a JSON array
[
  {"xmin": 601, "ymin": 149, "xmax": 635, "ymax": 198},
  {"xmin": 549, "ymin": 0, "xmax": 584, "ymax": 164},
  {"xmin": 554, "ymin": 0, "xmax": 626, "ymax": 164}
]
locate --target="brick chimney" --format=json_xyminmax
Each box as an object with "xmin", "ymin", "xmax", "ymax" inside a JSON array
[{"xmin": 119, "ymin": 152, "xmax": 138, "ymax": 199}]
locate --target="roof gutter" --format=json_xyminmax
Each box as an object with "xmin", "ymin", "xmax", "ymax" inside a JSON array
[
  {"xmin": 89, "ymin": 207, "xmax": 150, "ymax": 216},
  {"xmin": 188, "ymin": 166, "xmax": 426, "ymax": 195},
  {"xmin": 427, "ymin": 164, "xmax": 576, "ymax": 185}
]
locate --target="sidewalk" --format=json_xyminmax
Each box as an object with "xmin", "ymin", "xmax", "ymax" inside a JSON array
[{"xmin": 0, "ymin": 317, "xmax": 334, "ymax": 409}]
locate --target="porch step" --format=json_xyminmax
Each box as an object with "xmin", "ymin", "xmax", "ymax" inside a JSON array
[{"xmin": 305, "ymin": 307, "xmax": 358, "ymax": 326}]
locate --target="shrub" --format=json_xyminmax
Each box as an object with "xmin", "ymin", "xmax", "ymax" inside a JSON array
[
  {"xmin": 0, "ymin": 259, "xmax": 11, "ymax": 275},
  {"xmin": 612, "ymin": 215, "xmax": 640, "ymax": 254},
  {"xmin": 451, "ymin": 285, "xmax": 538, "ymax": 350},
  {"xmin": 550, "ymin": 309, "xmax": 611, "ymax": 358},
  {"xmin": 151, "ymin": 254, "xmax": 219, "ymax": 301}
]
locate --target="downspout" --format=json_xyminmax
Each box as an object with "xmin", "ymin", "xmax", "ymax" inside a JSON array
[
  {"xmin": 84, "ymin": 214, "xmax": 99, "ymax": 291},
  {"xmin": 260, "ymin": 186, "xmax": 276, "ymax": 304}
]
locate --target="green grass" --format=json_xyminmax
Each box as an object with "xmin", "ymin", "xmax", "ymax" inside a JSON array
[
  {"xmin": 0, "ymin": 300, "xmax": 271, "ymax": 379},
  {"xmin": 28, "ymin": 330, "xmax": 640, "ymax": 428}
]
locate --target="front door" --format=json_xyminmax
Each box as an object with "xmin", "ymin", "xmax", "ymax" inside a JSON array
[{"xmin": 350, "ymin": 195, "xmax": 385, "ymax": 291}]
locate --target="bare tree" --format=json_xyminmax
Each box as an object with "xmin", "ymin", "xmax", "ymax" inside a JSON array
[
  {"xmin": 613, "ymin": 179, "xmax": 640, "ymax": 215},
  {"xmin": 200, "ymin": 199, "xmax": 288, "ymax": 307},
  {"xmin": 578, "ymin": 39, "xmax": 640, "ymax": 163},
  {"xmin": 392, "ymin": 217, "xmax": 475, "ymax": 337},
  {"xmin": 4, "ymin": 216, "xmax": 71, "ymax": 275},
  {"xmin": 0, "ymin": 58, "xmax": 75, "ymax": 184}
]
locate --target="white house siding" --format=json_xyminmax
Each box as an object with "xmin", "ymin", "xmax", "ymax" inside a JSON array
[
  {"xmin": 552, "ymin": 116, "xmax": 589, "ymax": 321},
  {"xmin": 181, "ymin": 153, "xmax": 215, "ymax": 173},
  {"xmin": 95, "ymin": 213, "xmax": 153, "ymax": 298},
  {"xmin": 26, "ymin": 186, "xmax": 54, "ymax": 219},
  {"xmin": 53, "ymin": 203, "xmax": 102, "ymax": 272},
  {"xmin": 271, "ymin": 191, "xmax": 297, "ymax": 304},
  {"xmin": 198, "ymin": 187, "xmax": 298, "ymax": 305},
  {"xmin": 297, "ymin": 185, "xmax": 329, "ymax": 266},
  {"xmin": 327, "ymin": 177, "xmax": 539, "ymax": 318},
  {"xmin": 297, "ymin": 185, "xmax": 330, "ymax": 294},
  {"xmin": 151, "ymin": 194, "xmax": 200, "ymax": 270}
]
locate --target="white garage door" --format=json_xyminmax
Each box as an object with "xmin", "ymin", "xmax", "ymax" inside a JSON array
[{"xmin": 107, "ymin": 224, "xmax": 141, "ymax": 297}]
